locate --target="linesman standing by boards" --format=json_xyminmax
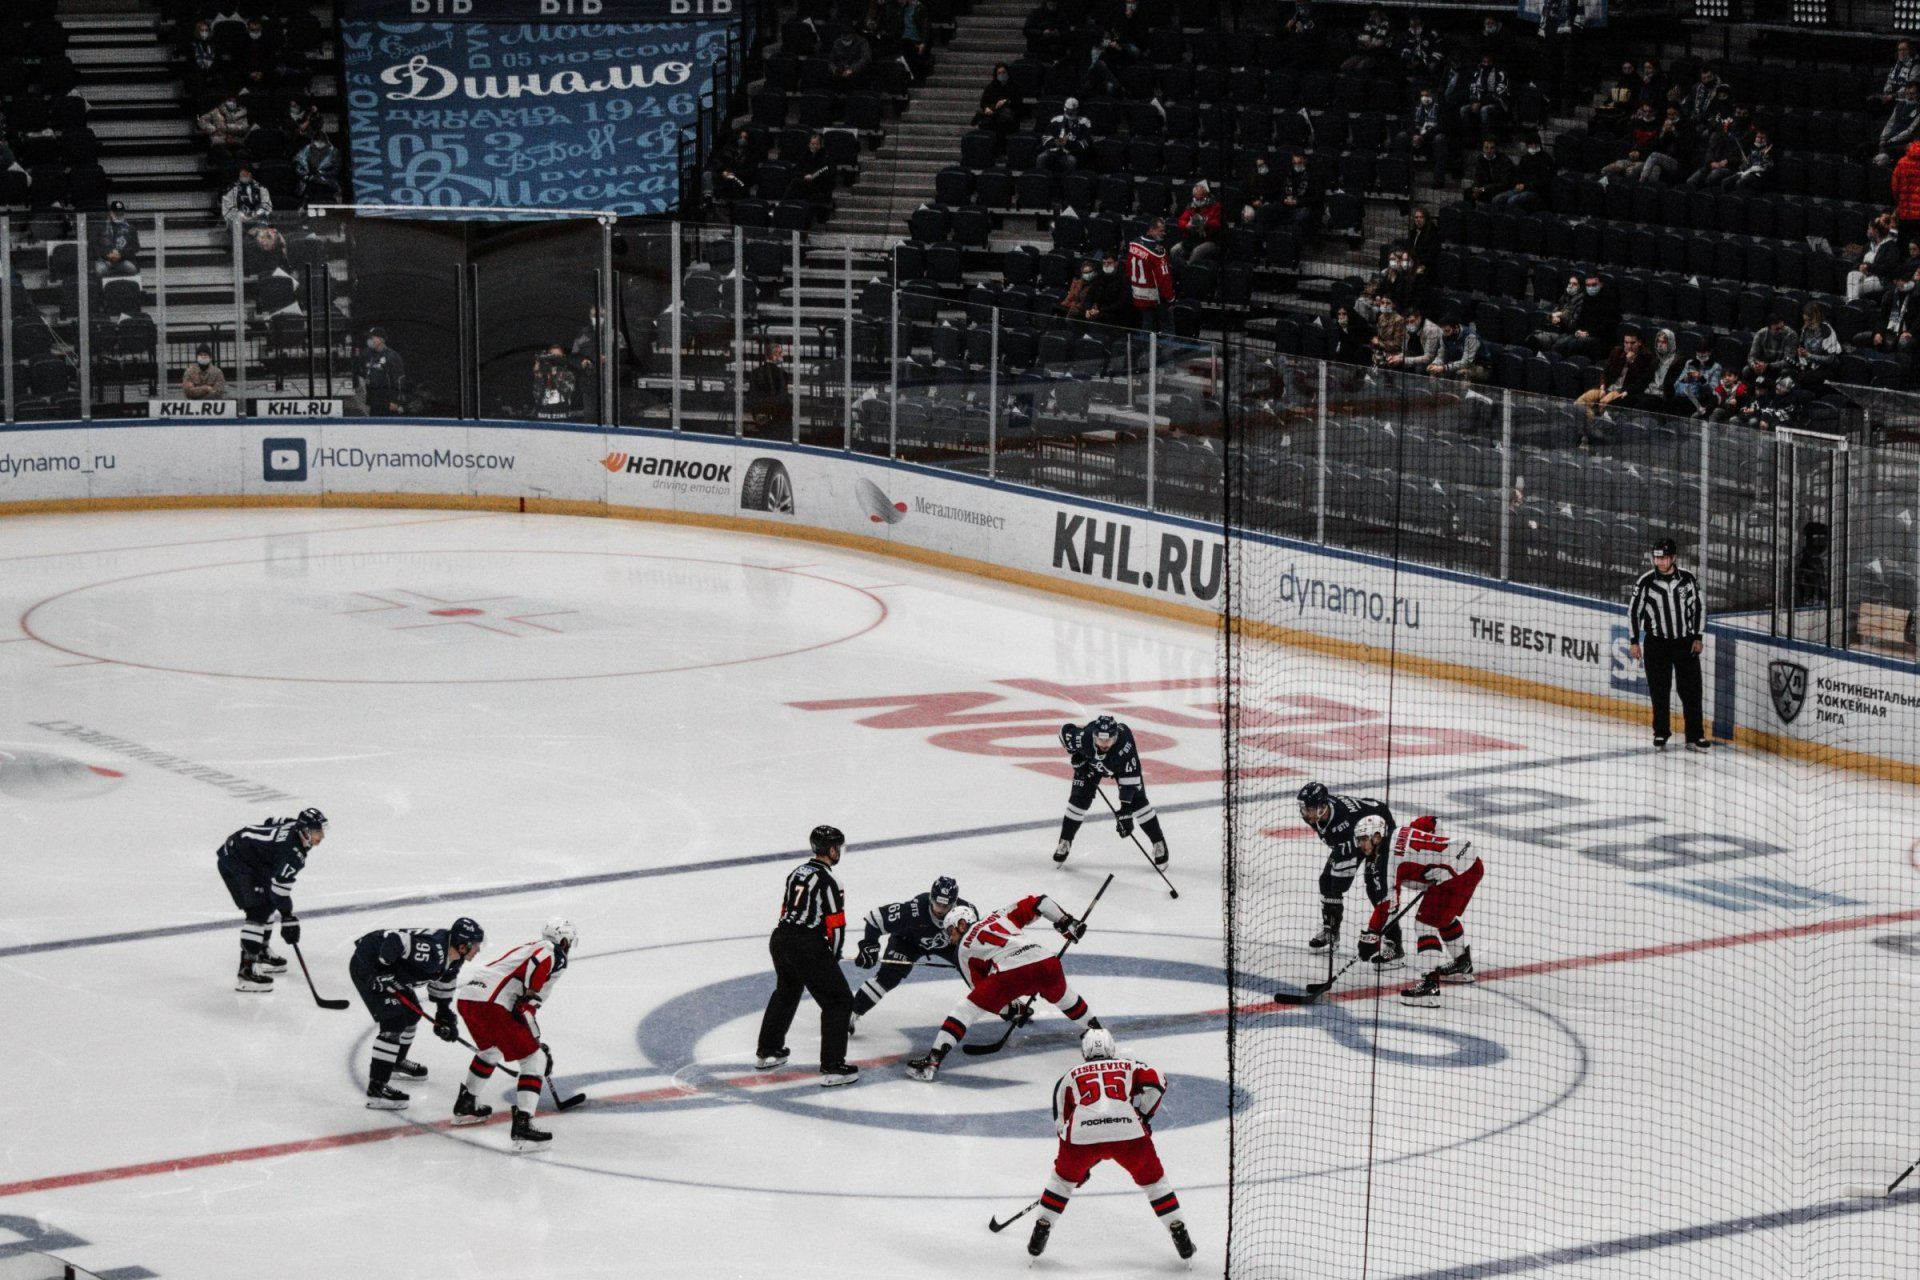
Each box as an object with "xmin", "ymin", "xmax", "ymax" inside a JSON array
[
  {"xmin": 1629, "ymin": 537, "xmax": 1711, "ymax": 751},
  {"xmin": 756, "ymin": 824, "xmax": 859, "ymax": 1086}
]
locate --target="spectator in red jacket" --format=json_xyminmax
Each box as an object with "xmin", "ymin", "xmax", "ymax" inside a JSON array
[
  {"xmin": 1894, "ymin": 138, "xmax": 1920, "ymax": 249},
  {"xmin": 1172, "ymin": 181, "xmax": 1223, "ymax": 273},
  {"xmin": 1127, "ymin": 217, "xmax": 1175, "ymax": 334}
]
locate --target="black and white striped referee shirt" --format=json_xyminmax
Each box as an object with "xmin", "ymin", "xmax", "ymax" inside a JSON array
[
  {"xmin": 778, "ymin": 856, "xmax": 847, "ymax": 956},
  {"xmin": 1628, "ymin": 566, "xmax": 1704, "ymax": 642}
]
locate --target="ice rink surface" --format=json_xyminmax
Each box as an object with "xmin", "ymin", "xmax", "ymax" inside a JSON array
[{"xmin": 2, "ymin": 508, "xmax": 1916, "ymax": 1280}]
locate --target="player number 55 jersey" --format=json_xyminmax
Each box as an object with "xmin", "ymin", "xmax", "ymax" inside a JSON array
[{"xmin": 1054, "ymin": 1057, "xmax": 1167, "ymax": 1145}]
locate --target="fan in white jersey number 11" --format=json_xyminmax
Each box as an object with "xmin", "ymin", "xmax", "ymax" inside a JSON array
[{"xmin": 965, "ymin": 874, "xmax": 1114, "ymax": 1058}]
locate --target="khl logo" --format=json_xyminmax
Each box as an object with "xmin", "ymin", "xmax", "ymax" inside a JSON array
[
  {"xmin": 262, "ymin": 437, "xmax": 308, "ymax": 482},
  {"xmin": 1769, "ymin": 660, "xmax": 1808, "ymax": 724}
]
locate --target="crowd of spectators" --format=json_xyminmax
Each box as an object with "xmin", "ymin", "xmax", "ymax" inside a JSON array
[
  {"xmin": 172, "ymin": 4, "xmax": 335, "ymax": 218},
  {"xmin": 0, "ymin": 0, "xmax": 107, "ymax": 234}
]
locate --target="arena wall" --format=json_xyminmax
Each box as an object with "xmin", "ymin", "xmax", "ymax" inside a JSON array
[{"xmin": 2, "ymin": 418, "xmax": 1915, "ymax": 781}]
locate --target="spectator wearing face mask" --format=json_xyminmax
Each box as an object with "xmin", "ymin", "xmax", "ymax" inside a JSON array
[
  {"xmin": 220, "ymin": 165, "xmax": 273, "ymax": 227},
  {"xmin": 974, "ymin": 63, "xmax": 1024, "ymax": 138},
  {"xmin": 1672, "ymin": 340, "xmax": 1722, "ymax": 417},
  {"xmin": 1173, "ymin": 180, "xmax": 1224, "ymax": 271},
  {"xmin": 182, "ymin": 345, "xmax": 226, "ymax": 399},
  {"xmin": 294, "ymin": 134, "xmax": 342, "ymax": 206},
  {"xmin": 1368, "ymin": 293, "xmax": 1404, "ymax": 367},
  {"xmin": 1060, "ymin": 259, "xmax": 1098, "ymax": 323},
  {"xmin": 1383, "ymin": 303, "xmax": 1440, "ymax": 372},
  {"xmin": 1379, "ymin": 247, "xmax": 1420, "ymax": 313},
  {"xmin": 197, "ymin": 94, "xmax": 250, "ymax": 158},
  {"xmin": 1085, "ymin": 248, "xmax": 1130, "ymax": 329},
  {"xmin": 91, "ymin": 201, "xmax": 140, "ymax": 278},
  {"xmin": 1399, "ymin": 84, "xmax": 1450, "ymax": 181},
  {"xmin": 1530, "ymin": 273, "xmax": 1586, "ymax": 352},
  {"xmin": 1242, "ymin": 153, "xmax": 1281, "ymax": 224},
  {"xmin": 1730, "ymin": 128, "xmax": 1775, "ymax": 190},
  {"xmin": 1491, "ymin": 134, "xmax": 1553, "ymax": 208},
  {"xmin": 829, "ymin": 25, "xmax": 873, "ymax": 89},
  {"xmin": 1277, "ymin": 152, "xmax": 1320, "ymax": 236}
]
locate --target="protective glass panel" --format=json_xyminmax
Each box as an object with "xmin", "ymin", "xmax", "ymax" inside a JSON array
[
  {"xmin": 610, "ymin": 225, "xmax": 676, "ymax": 431},
  {"xmin": 12, "ymin": 209, "xmax": 82, "ymax": 421},
  {"xmin": 472, "ymin": 220, "xmax": 602, "ymax": 425},
  {"xmin": 333, "ymin": 213, "xmax": 465, "ymax": 419},
  {"xmin": 85, "ymin": 209, "xmax": 159, "ymax": 418}
]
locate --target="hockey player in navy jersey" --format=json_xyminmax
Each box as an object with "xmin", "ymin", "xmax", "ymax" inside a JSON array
[
  {"xmin": 215, "ymin": 807, "xmax": 327, "ymax": 992},
  {"xmin": 1054, "ymin": 716, "xmax": 1169, "ymax": 867},
  {"xmin": 349, "ymin": 917, "xmax": 485, "ymax": 1110},
  {"xmin": 849, "ymin": 876, "xmax": 976, "ymax": 1033},
  {"xmin": 1297, "ymin": 781, "xmax": 1402, "ymax": 964}
]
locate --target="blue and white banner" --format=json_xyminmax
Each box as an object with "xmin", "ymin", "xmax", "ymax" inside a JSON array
[
  {"xmin": 349, "ymin": 0, "xmax": 737, "ymax": 20},
  {"xmin": 341, "ymin": 19, "xmax": 732, "ymax": 216}
]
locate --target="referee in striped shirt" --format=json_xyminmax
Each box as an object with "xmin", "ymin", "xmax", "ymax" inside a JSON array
[
  {"xmin": 1628, "ymin": 537, "xmax": 1711, "ymax": 751},
  {"xmin": 755, "ymin": 824, "xmax": 859, "ymax": 1085}
]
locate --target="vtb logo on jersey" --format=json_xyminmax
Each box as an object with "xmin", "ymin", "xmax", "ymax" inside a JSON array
[{"xmin": 1768, "ymin": 660, "xmax": 1808, "ymax": 724}]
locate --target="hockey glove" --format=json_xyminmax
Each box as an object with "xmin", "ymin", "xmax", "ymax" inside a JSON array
[
  {"xmin": 1115, "ymin": 813, "xmax": 1135, "ymax": 839},
  {"xmin": 856, "ymin": 940, "xmax": 880, "ymax": 969},
  {"xmin": 433, "ymin": 1002, "xmax": 459, "ymax": 1042},
  {"xmin": 1356, "ymin": 932, "xmax": 1382, "ymax": 962},
  {"xmin": 278, "ymin": 916, "xmax": 301, "ymax": 946},
  {"xmin": 374, "ymin": 972, "xmax": 402, "ymax": 994},
  {"xmin": 1056, "ymin": 915, "xmax": 1088, "ymax": 944}
]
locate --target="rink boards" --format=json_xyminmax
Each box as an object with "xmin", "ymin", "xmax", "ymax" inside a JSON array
[{"xmin": 0, "ymin": 416, "xmax": 1916, "ymax": 777}]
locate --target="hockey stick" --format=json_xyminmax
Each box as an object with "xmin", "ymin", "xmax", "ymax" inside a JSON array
[
  {"xmin": 1273, "ymin": 887, "xmax": 1430, "ymax": 1006},
  {"xmin": 1888, "ymin": 1155, "xmax": 1920, "ymax": 1196},
  {"xmin": 1094, "ymin": 787, "xmax": 1180, "ymax": 899},
  {"xmin": 988, "ymin": 1198, "xmax": 1041, "ymax": 1232},
  {"xmin": 964, "ymin": 874, "xmax": 1114, "ymax": 1057},
  {"xmin": 290, "ymin": 942, "xmax": 350, "ymax": 1010},
  {"xmin": 541, "ymin": 1045, "xmax": 588, "ymax": 1112},
  {"xmin": 394, "ymin": 993, "xmax": 584, "ymax": 1110}
]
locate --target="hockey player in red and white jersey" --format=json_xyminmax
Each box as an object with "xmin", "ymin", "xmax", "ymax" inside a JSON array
[
  {"xmin": 904, "ymin": 894, "xmax": 1101, "ymax": 1082},
  {"xmin": 1025, "ymin": 1028, "xmax": 1196, "ymax": 1261},
  {"xmin": 1355, "ymin": 814, "xmax": 1483, "ymax": 1005},
  {"xmin": 452, "ymin": 917, "xmax": 576, "ymax": 1149}
]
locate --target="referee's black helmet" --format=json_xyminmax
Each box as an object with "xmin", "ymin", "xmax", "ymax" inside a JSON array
[{"xmin": 810, "ymin": 824, "xmax": 846, "ymax": 855}]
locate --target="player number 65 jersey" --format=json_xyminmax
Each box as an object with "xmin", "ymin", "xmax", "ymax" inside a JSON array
[{"xmin": 1054, "ymin": 1057, "xmax": 1167, "ymax": 1145}]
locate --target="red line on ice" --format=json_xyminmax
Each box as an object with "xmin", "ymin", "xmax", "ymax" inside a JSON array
[{"xmin": 12, "ymin": 905, "xmax": 1920, "ymax": 1202}]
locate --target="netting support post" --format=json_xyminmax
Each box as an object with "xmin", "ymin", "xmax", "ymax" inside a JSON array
[
  {"xmin": 1146, "ymin": 332, "xmax": 1159, "ymax": 513},
  {"xmin": 732, "ymin": 225, "xmax": 745, "ymax": 438},
  {"xmin": 988, "ymin": 307, "xmax": 1000, "ymax": 478},
  {"xmin": 1498, "ymin": 389, "xmax": 1513, "ymax": 579},
  {"xmin": 1, "ymin": 220, "xmax": 13, "ymax": 422},
  {"xmin": 599, "ymin": 223, "xmax": 615, "ymax": 428},
  {"xmin": 1314, "ymin": 358, "xmax": 1328, "ymax": 544},
  {"xmin": 154, "ymin": 214, "xmax": 169, "ymax": 387},
  {"xmin": 841, "ymin": 244, "xmax": 854, "ymax": 450},
  {"xmin": 1698, "ymin": 422, "xmax": 1712, "ymax": 598},
  {"xmin": 669, "ymin": 231, "xmax": 683, "ymax": 431},
  {"xmin": 230, "ymin": 215, "xmax": 245, "ymax": 406},
  {"xmin": 888, "ymin": 277, "xmax": 900, "ymax": 459},
  {"xmin": 77, "ymin": 213, "xmax": 91, "ymax": 421},
  {"xmin": 791, "ymin": 229, "xmax": 803, "ymax": 443}
]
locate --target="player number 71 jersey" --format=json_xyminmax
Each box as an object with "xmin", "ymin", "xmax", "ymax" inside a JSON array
[{"xmin": 1054, "ymin": 1057, "xmax": 1167, "ymax": 1145}]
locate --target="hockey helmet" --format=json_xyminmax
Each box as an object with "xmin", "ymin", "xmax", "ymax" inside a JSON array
[
  {"xmin": 809, "ymin": 824, "xmax": 846, "ymax": 856},
  {"xmin": 1354, "ymin": 815, "xmax": 1389, "ymax": 844},
  {"xmin": 1297, "ymin": 781, "xmax": 1331, "ymax": 819},
  {"xmin": 542, "ymin": 917, "xmax": 578, "ymax": 955},
  {"xmin": 296, "ymin": 806, "xmax": 328, "ymax": 832},
  {"xmin": 449, "ymin": 916, "xmax": 485, "ymax": 950},
  {"xmin": 1090, "ymin": 714, "xmax": 1121, "ymax": 743},
  {"xmin": 1080, "ymin": 1026, "xmax": 1118, "ymax": 1062},
  {"xmin": 946, "ymin": 903, "xmax": 979, "ymax": 936},
  {"xmin": 930, "ymin": 875, "xmax": 960, "ymax": 912}
]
